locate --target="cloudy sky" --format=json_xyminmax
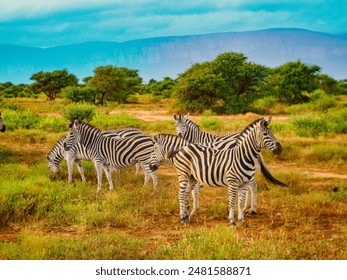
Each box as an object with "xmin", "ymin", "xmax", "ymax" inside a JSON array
[{"xmin": 0, "ymin": 0, "xmax": 346, "ymax": 47}]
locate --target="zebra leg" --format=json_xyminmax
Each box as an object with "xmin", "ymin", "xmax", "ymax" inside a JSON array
[
  {"xmin": 94, "ymin": 162, "xmax": 104, "ymax": 193},
  {"xmin": 242, "ymin": 178, "xmax": 257, "ymax": 215},
  {"xmin": 103, "ymin": 165, "xmax": 114, "ymax": 190},
  {"xmin": 66, "ymin": 156, "xmax": 74, "ymax": 184},
  {"xmin": 75, "ymin": 159, "xmax": 86, "ymax": 182},
  {"xmin": 189, "ymin": 182, "xmax": 201, "ymax": 220},
  {"xmin": 237, "ymin": 183, "xmax": 248, "ymax": 227},
  {"xmin": 135, "ymin": 162, "xmax": 141, "ymax": 175},
  {"xmin": 150, "ymin": 170, "xmax": 158, "ymax": 192},
  {"xmin": 249, "ymin": 178, "xmax": 257, "ymax": 215},
  {"xmin": 142, "ymin": 162, "xmax": 158, "ymax": 192},
  {"xmin": 111, "ymin": 166, "xmax": 121, "ymax": 183},
  {"xmin": 227, "ymin": 182, "xmax": 239, "ymax": 226},
  {"xmin": 178, "ymin": 174, "xmax": 189, "ymax": 224}
]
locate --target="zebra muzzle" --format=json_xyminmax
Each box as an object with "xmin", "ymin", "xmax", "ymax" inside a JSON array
[
  {"xmin": 149, "ymin": 163, "xmax": 158, "ymax": 172},
  {"xmin": 63, "ymin": 142, "xmax": 71, "ymax": 151},
  {"xmin": 273, "ymin": 142, "xmax": 282, "ymax": 155}
]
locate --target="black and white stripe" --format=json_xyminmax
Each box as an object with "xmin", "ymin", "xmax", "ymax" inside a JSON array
[
  {"xmin": 47, "ymin": 128, "xmax": 145, "ymax": 184},
  {"xmin": 168, "ymin": 117, "xmax": 283, "ymax": 226},
  {"xmin": 173, "ymin": 113, "xmax": 286, "ymax": 214},
  {"xmin": 64, "ymin": 120, "xmax": 157, "ymax": 193}
]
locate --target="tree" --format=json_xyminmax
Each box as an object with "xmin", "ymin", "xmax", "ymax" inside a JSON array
[
  {"xmin": 88, "ymin": 65, "xmax": 142, "ymax": 105},
  {"xmin": 173, "ymin": 62, "xmax": 229, "ymax": 112},
  {"xmin": 30, "ymin": 69, "xmax": 78, "ymax": 100},
  {"xmin": 173, "ymin": 52, "xmax": 269, "ymax": 113},
  {"xmin": 268, "ymin": 60, "xmax": 321, "ymax": 103},
  {"xmin": 144, "ymin": 77, "xmax": 176, "ymax": 98},
  {"xmin": 212, "ymin": 52, "xmax": 269, "ymax": 97}
]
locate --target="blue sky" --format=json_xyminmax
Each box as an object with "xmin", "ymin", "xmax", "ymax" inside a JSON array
[{"xmin": 0, "ymin": 0, "xmax": 346, "ymax": 47}]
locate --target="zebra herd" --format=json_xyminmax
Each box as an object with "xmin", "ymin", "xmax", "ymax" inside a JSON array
[{"xmin": 46, "ymin": 113, "xmax": 286, "ymax": 226}]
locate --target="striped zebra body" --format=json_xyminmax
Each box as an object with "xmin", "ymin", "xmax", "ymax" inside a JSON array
[
  {"xmin": 0, "ymin": 112, "xmax": 6, "ymax": 132},
  {"xmin": 173, "ymin": 113, "xmax": 286, "ymax": 214},
  {"xmin": 169, "ymin": 117, "xmax": 283, "ymax": 226},
  {"xmin": 64, "ymin": 120, "xmax": 157, "ymax": 193}
]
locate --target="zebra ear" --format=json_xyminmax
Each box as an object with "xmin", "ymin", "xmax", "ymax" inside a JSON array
[
  {"xmin": 265, "ymin": 116, "xmax": 272, "ymax": 127},
  {"xmin": 185, "ymin": 112, "xmax": 190, "ymax": 118},
  {"xmin": 73, "ymin": 119, "xmax": 80, "ymax": 128},
  {"xmin": 173, "ymin": 113, "xmax": 179, "ymax": 121}
]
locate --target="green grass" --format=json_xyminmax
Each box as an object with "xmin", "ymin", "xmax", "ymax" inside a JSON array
[{"xmin": 0, "ymin": 96, "xmax": 346, "ymax": 260}]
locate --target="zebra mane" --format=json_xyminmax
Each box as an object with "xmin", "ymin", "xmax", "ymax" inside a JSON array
[
  {"xmin": 73, "ymin": 120, "xmax": 101, "ymax": 133},
  {"xmin": 184, "ymin": 117, "xmax": 201, "ymax": 131},
  {"xmin": 236, "ymin": 118, "xmax": 264, "ymax": 141}
]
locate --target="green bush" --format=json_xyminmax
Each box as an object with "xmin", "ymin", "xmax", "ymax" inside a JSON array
[
  {"xmin": 1, "ymin": 109, "xmax": 41, "ymax": 131},
  {"xmin": 63, "ymin": 104, "xmax": 96, "ymax": 122},
  {"xmin": 291, "ymin": 108, "xmax": 347, "ymax": 137}
]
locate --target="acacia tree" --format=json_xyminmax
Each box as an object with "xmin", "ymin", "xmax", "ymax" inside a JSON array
[
  {"xmin": 88, "ymin": 65, "xmax": 142, "ymax": 105},
  {"xmin": 30, "ymin": 69, "xmax": 78, "ymax": 100}
]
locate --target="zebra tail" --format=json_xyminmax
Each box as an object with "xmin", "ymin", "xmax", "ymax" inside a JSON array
[
  {"xmin": 167, "ymin": 149, "xmax": 180, "ymax": 159},
  {"xmin": 260, "ymin": 159, "xmax": 287, "ymax": 187}
]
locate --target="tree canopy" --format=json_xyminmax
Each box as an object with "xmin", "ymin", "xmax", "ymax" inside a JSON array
[
  {"xmin": 88, "ymin": 65, "xmax": 142, "ymax": 105},
  {"xmin": 30, "ymin": 69, "xmax": 78, "ymax": 100}
]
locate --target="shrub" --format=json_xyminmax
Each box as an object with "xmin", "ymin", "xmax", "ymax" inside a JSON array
[{"xmin": 63, "ymin": 104, "xmax": 96, "ymax": 122}]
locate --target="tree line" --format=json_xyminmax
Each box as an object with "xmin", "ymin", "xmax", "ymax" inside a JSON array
[{"xmin": 1, "ymin": 51, "xmax": 346, "ymax": 114}]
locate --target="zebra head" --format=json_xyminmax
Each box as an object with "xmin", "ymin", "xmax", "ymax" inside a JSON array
[
  {"xmin": 46, "ymin": 137, "xmax": 66, "ymax": 174},
  {"xmin": 0, "ymin": 111, "xmax": 6, "ymax": 132},
  {"xmin": 64, "ymin": 120, "xmax": 81, "ymax": 151},
  {"xmin": 149, "ymin": 135, "xmax": 166, "ymax": 171},
  {"xmin": 46, "ymin": 156, "xmax": 61, "ymax": 174},
  {"xmin": 256, "ymin": 117, "xmax": 282, "ymax": 155},
  {"xmin": 173, "ymin": 113, "xmax": 189, "ymax": 137}
]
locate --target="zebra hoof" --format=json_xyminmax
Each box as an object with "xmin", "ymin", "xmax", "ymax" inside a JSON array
[
  {"xmin": 181, "ymin": 215, "xmax": 189, "ymax": 224},
  {"xmin": 230, "ymin": 221, "xmax": 236, "ymax": 227},
  {"xmin": 250, "ymin": 211, "xmax": 257, "ymax": 215},
  {"xmin": 242, "ymin": 222, "xmax": 249, "ymax": 228}
]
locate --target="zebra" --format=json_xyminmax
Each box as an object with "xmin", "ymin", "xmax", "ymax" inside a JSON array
[
  {"xmin": 64, "ymin": 120, "xmax": 158, "ymax": 193},
  {"xmin": 167, "ymin": 117, "xmax": 283, "ymax": 226},
  {"xmin": 46, "ymin": 128, "xmax": 145, "ymax": 183},
  {"xmin": 173, "ymin": 113, "xmax": 286, "ymax": 214},
  {"xmin": 149, "ymin": 133, "xmax": 283, "ymax": 219},
  {"xmin": 0, "ymin": 112, "xmax": 6, "ymax": 132},
  {"xmin": 47, "ymin": 136, "xmax": 89, "ymax": 183}
]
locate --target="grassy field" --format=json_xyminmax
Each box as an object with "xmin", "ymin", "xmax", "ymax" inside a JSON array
[{"xmin": 0, "ymin": 96, "xmax": 346, "ymax": 260}]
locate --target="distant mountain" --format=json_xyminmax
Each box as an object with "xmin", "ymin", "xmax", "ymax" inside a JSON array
[{"xmin": 1, "ymin": 28, "xmax": 347, "ymax": 84}]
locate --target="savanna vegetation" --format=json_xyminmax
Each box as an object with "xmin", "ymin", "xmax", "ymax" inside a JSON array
[{"xmin": 0, "ymin": 51, "xmax": 346, "ymax": 260}]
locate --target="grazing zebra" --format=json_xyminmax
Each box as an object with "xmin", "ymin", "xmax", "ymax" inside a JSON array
[
  {"xmin": 47, "ymin": 128, "xmax": 145, "ymax": 183},
  {"xmin": 47, "ymin": 136, "xmax": 89, "ymax": 183},
  {"xmin": 0, "ymin": 112, "xmax": 6, "ymax": 132},
  {"xmin": 64, "ymin": 120, "xmax": 157, "ymax": 193},
  {"xmin": 168, "ymin": 117, "xmax": 283, "ymax": 226},
  {"xmin": 173, "ymin": 113, "xmax": 286, "ymax": 214}
]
